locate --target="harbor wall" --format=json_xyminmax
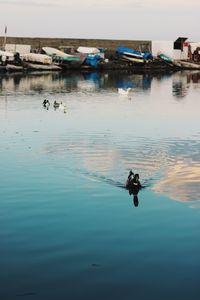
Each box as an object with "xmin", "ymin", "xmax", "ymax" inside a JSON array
[{"xmin": 0, "ymin": 36, "xmax": 151, "ymax": 54}]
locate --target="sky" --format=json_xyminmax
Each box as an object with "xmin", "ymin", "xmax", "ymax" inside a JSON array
[{"xmin": 0, "ymin": 0, "xmax": 199, "ymax": 41}]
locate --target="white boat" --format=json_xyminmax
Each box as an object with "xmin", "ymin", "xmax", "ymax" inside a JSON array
[
  {"xmin": 77, "ymin": 47, "xmax": 100, "ymax": 54},
  {"xmin": 22, "ymin": 53, "xmax": 52, "ymax": 65},
  {"xmin": 77, "ymin": 46, "xmax": 105, "ymax": 59},
  {"xmin": 0, "ymin": 50, "xmax": 15, "ymax": 63},
  {"xmin": 23, "ymin": 62, "xmax": 61, "ymax": 71},
  {"xmin": 42, "ymin": 47, "xmax": 85, "ymax": 68},
  {"xmin": 179, "ymin": 61, "xmax": 200, "ymax": 70},
  {"xmin": 42, "ymin": 47, "xmax": 70, "ymax": 58}
]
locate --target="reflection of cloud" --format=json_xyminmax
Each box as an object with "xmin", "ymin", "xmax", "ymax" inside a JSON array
[
  {"xmin": 44, "ymin": 135, "xmax": 169, "ymax": 187},
  {"xmin": 152, "ymin": 159, "xmax": 200, "ymax": 201},
  {"xmin": 82, "ymin": 145, "xmax": 117, "ymax": 174},
  {"xmin": 45, "ymin": 134, "xmax": 200, "ymax": 203}
]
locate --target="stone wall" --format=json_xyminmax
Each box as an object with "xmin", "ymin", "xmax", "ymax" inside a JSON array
[{"xmin": 0, "ymin": 36, "xmax": 151, "ymax": 54}]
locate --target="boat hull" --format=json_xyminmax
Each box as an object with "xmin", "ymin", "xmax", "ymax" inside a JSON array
[{"xmin": 116, "ymin": 46, "xmax": 152, "ymax": 64}]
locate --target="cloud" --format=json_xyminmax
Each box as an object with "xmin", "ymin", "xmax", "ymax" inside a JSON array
[
  {"xmin": 1, "ymin": 0, "xmax": 199, "ymax": 9},
  {"xmin": 142, "ymin": 0, "xmax": 200, "ymax": 9},
  {"xmin": 0, "ymin": 0, "xmax": 58, "ymax": 7},
  {"xmin": 0, "ymin": 0, "xmax": 142, "ymax": 9}
]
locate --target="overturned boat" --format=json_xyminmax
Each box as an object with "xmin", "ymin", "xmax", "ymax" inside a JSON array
[
  {"xmin": 77, "ymin": 47, "xmax": 105, "ymax": 68},
  {"xmin": 21, "ymin": 52, "xmax": 61, "ymax": 71},
  {"xmin": 157, "ymin": 53, "xmax": 182, "ymax": 68},
  {"xmin": 22, "ymin": 53, "xmax": 53, "ymax": 65},
  {"xmin": 42, "ymin": 47, "xmax": 86, "ymax": 69},
  {"xmin": 178, "ymin": 60, "xmax": 200, "ymax": 70},
  {"xmin": 116, "ymin": 47, "xmax": 153, "ymax": 64}
]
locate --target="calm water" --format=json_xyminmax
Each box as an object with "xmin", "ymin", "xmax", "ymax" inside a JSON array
[{"xmin": 0, "ymin": 70, "xmax": 200, "ymax": 300}]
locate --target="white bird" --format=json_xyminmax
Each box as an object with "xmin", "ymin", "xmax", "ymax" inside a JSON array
[
  {"xmin": 118, "ymin": 88, "xmax": 132, "ymax": 95},
  {"xmin": 59, "ymin": 102, "xmax": 67, "ymax": 110}
]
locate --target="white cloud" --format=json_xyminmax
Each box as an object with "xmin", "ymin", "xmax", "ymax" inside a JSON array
[
  {"xmin": 0, "ymin": 0, "xmax": 199, "ymax": 41},
  {"xmin": 1, "ymin": 0, "xmax": 199, "ymax": 9},
  {"xmin": 0, "ymin": 0, "xmax": 142, "ymax": 9},
  {"xmin": 0, "ymin": 0, "xmax": 58, "ymax": 7}
]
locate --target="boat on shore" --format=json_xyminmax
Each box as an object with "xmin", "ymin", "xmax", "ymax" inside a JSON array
[
  {"xmin": 158, "ymin": 53, "xmax": 182, "ymax": 68},
  {"xmin": 77, "ymin": 47, "xmax": 105, "ymax": 68},
  {"xmin": 42, "ymin": 47, "xmax": 86, "ymax": 69},
  {"xmin": 116, "ymin": 47, "xmax": 153, "ymax": 64},
  {"xmin": 178, "ymin": 60, "xmax": 200, "ymax": 70},
  {"xmin": 0, "ymin": 50, "xmax": 15, "ymax": 65},
  {"xmin": 22, "ymin": 62, "xmax": 61, "ymax": 71},
  {"xmin": 22, "ymin": 53, "xmax": 53, "ymax": 65}
]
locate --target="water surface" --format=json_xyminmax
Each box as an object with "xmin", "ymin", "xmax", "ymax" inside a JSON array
[{"xmin": 0, "ymin": 70, "xmax": 200, "ymax": 300}]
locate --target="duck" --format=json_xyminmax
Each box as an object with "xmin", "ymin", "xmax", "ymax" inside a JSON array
[
  {"xmin": 53, "ymin": 100, "xmax": 60, "ymax": 108},
  {"xmin": 43, "ymin": 99, "xmax": 50, "ymax": 108}
]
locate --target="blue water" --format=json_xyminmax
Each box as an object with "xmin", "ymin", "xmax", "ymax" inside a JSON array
[{"xmin": 0, "ymin": 70, "xmax": 200, "ymax": 300}]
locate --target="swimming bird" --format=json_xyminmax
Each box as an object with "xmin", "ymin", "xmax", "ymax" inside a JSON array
[
  {"xmin": 59, "ymin": 102, "xmax": 67, "ymax": 110},
  {"xmin": 53, "ymin": 101, "xmax": 60, "ymax": 108},
  {"xmin": 118, "ymin": 88, "xmax": 131, "ymax": 95},
  {"xmin": 43, "ymin": 99, "xmax": 50, "ymax": 108}
]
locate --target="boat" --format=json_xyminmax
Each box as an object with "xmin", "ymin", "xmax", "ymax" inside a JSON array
[
  {"xmin": 178, "ymin": 61, "xmax": 200, "ymax": 70},
  {"xmin": 22, "ymin": 62, "xmax": 61, "ymax": 71},
  {"xmin": 22, "ymin": 53, "xmax": 53, "ymax": 65},
  {"xmin": 158, "ymin": 53, "xmax": 173, "ymax": 63},
  {"xmin": 6, "ymin": 64, "xmax": 24, "ymax": 72},
  {"xmin": 116, "ymin": 47, "xmax": 153, "ymax": 64},
  {"xmin": 77, "ymin": 47, "xmax": 105, "ymax": 68},
  {"xmin": 42, "ymin": 47, "xmax": 86, "ymax": 69},
  {"xmin": 157, "ymin": 53, "xmax": 181, "ymax": 68},
  {"xmin": 0, "ymin": 50, "xmax": 15, "ymax": 64}
]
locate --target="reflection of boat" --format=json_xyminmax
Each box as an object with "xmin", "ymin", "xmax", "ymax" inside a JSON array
[{"xmin": 116, "ymin": 47, "xmax": 153, "ymax": 64}]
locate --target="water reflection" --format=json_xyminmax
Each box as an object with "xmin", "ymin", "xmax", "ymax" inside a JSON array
[
  {"xmin": 172, "ymin": 72, "xmax": 189, "ymax": 98},
  {"xmin": 0, "ymin": 70, "xmax": 154, "ymax": 96},
  {"xmin": 1, "ymin": 70, "xmax": 200, "ymax": 204},
  {"xmin": 172, "ymin": 71, "xmax": 200, "ymax": 98},
  {"xmin": 1, "ymin": 70, "xmax": 200, "ymax": 98},
  {"xmin": 152, "ymin": 139, "xmax": 200, "ymax": 202},
  {"xmin": 43, "ymin": 129, "xmax": 200, "ymax": 203}
]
